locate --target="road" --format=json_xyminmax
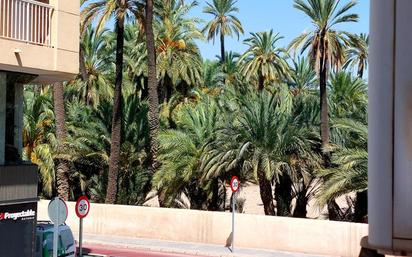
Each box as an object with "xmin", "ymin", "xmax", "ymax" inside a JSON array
[{"xmin": 80, "ymin": 244, "xmax": 207, "ymax": 257}]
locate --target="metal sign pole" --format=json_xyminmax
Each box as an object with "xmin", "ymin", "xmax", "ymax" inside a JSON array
[
  {"xmin": 76, "ymin": 196, "xmax": 90, "ymax": 257},
  {"xmin": 232, "ymin": 192, "xmax": 236, "ymax": 253},
  {"xmin": 53, "ymin": 197, "xmax": 59, "ymax": 257},
  {"xmin": 79, "ymin": 218, "xmax": 83, "ymax": 257}
]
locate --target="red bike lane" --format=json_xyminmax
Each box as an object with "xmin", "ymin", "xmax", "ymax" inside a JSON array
[{"xmin": 80, "ymin": 243, "xmax": 207, "ymax": 257}]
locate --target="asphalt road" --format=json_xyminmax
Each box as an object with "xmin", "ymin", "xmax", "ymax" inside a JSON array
[{"xmin": 80, "ymin": 244, "xmax": 207, "ymax": 257}]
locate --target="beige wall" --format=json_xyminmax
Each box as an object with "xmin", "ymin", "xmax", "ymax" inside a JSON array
[
  {"xmin": 0, "ymin": 0, "xmax": 79, "ymax": 83},
  {"xmin": 38, "ymin": 200, "xmax": 367, "ymax": 257}
]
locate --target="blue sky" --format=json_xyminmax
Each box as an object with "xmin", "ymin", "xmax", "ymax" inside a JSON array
[{"xmin": 190, "ymin": 0, "xmax": 370, "ymax": 60}]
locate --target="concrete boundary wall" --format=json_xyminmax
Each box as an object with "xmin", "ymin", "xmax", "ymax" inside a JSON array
[{"xmin": 37, "ymin": 200, "xmax": 367, "ymax": 257}]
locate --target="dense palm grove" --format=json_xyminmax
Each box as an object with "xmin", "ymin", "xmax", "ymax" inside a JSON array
[{"xmin": 25, "ymin": 0, "xmax": 368, "ymax": 222}]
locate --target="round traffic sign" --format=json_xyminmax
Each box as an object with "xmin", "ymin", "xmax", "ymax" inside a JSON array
[
  {"xmin": 230, "ymin": 176, "xmax": 240, "ymax": 192},
  {"xmin": 48, "ymin": 197, "xmax": 68, "ymax": 225},
  {"xmin": 75, "ymin": 196, "xmax": 90, "ymax": 219}
]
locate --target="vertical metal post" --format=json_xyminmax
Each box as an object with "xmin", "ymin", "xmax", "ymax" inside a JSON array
[
  {"xmin": 79, "ymin": 218, "xmax": 83, "ymax": 257},
  {"xmin": 232, "ymin": 192, "xmax": 236, "ymax": 253},
  {"xmin": 53, "ymin": 197, "xmax": 59, "ymax": 257}
]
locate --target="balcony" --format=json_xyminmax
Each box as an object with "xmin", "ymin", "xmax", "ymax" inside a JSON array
[
  {"xmin": 0, "ymin": 0, "xmax": 53, "ymax": 47},
  {"xmin": 0, "ymin": 0, "xmax": 79, "ymax": 83}
]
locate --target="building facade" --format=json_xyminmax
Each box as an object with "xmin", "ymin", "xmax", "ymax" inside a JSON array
[
  {"xmin": 369, "ymin": 0, "xmax": 412, "ymax": 255},
  {"xmin": 0, "ymin": 1, "xmax": 79, "ymax": 256}
]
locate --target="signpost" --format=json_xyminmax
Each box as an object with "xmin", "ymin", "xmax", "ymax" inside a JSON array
[
  {"xmin": 48, "ymin": 197, "xmax": 68, "ymax": 257},
  {"xmin": 230, "ymin": 176, "xmax": 240, "ymax": 253},
  {"xmin": 75, "ymin": 196, "xmax": 90, "ymax": 257}
]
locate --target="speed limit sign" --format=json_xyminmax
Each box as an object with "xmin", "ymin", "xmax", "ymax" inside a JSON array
[
  {"xmin": 75, "ymin": 196, "xmax": 90, "ymax": 219},
  {"xmin": 230, "ymin": 176, "xmax": 240, "ymax": 192},
  {"xmin": 230, "ymin": 176, "xmax": 240, "ymax": 253},
  {"xmin": 76, "ymin": 196, "xmax": 90, "ymax": 257}
]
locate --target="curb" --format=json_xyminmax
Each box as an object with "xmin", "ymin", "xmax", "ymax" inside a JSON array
[{"xmin": 83, "ymin": 239, "xmax": 252, "ymax": 257}]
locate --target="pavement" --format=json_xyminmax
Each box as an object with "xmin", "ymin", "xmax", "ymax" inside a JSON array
[
  {"xmin": 81, "ymin": 244, "xmax": 209, "ymax": 257},
  {"xmin": 79, "ymin": 234, "xmax": 330, "ymax": 257}
]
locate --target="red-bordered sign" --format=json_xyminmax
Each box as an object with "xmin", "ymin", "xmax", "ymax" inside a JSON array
[
  {"xmin": 75, "ymin": 196, "xmax": 90, "ymax": 219},
  {"xmin": 48, "ymin": 197, "xmax": 68, "ymax": 225},
  {"xmin": 230, "ymin": 176, "xmax": 240, "ymax": 192}
]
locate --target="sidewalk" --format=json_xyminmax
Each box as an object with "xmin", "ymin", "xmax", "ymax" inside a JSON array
[{"xmin": 81, "ymin": 234, "xmax": 332, "ymax": 257}]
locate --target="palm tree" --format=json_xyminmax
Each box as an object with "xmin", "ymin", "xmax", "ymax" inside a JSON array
[
  {"xmin": 202, "ymin": 0, "xmax": 244, "ymax": 63},
  {"xmin": 321, "ymin": 72, "xmax": 367, "ymax": 221},
  {"xmin": 153, "ymin": 98, "xmax": 221, "ymax": 209},
  {"xmin": 318, "ymin": 120, "xmax": 367, "ymax": 222},
  {"xmin": 287, "ymin": 57, "xmax": 317, "ymax": 96},
  {"xmin": 319, "ymin": 139, "xmax": 367, "ymax": 205},
  {"xmin": 61, "ymin": 86, "xmax": 152, "ymax": 203},
  {"xmin": 219, "ymin": 51, "xmax": 240, "ymax": 86},
  {"xmin": 79, "ymin": 0, "xmax": 88, "ymax": 82},
  {"xmin": 123, "ymin": 25, "xmax": 148, "ymax": 95},
  {"xmin": 53, "ymin": 82, "xmax": 70, "ymax": 201},
  {"xmin": 156, "ymin": 0, "xmax": 204, "ymax": 103},
  {"xmin": 78, "ymin": 26, "xmax": 113, "ymax": 107},
  {"xmin": 145, "ymin": 0, "xmax": 161, "ymax": 180},
  {"xmin": 82, "ymin": 0, "xmax": 142, "ymax": 203},
  {"xmin": 23, "ymin": 88, "xmax": 55, "ymax": 197},
  {"xmin": 203, "ymin": 88, "xmax": 318, "ymax": 216},
  {"xmin": 125, "ymin": 1, "xmax": 204, "ymax": 103},
  {"xmin": 344, "ymin": 33, "xmax": 368, "ymax": 78},
  {"xmin": 117, "ymin": 93, "xmax": 152, "ymax": 205},
  {"xmin": 202, "ymin": 60, "xmax": 225, "ymax": 89},
  {"xmin": 290, "ymin": 0, "xmax": 358, "ymax": 158},
  {"xmin": 24, "ymin": 87, "xmax": 102, "ymax": 199},
  {"xmin": 328, "ymin": 71, "xmax": 367, "ymax": 122},
  {"xmin": 239, "ymin": 30, "xmax": 289, "ymax": 91},
  {"xmin": 163, "ymin": 88, "xmax": 201, "ymax": 129}
]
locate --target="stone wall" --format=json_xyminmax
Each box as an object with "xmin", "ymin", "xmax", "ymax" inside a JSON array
[{"xmin": 38, "ymin": 200, "xmax": 368, "ymax": 257}]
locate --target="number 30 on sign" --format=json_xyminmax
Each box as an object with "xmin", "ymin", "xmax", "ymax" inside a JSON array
[
  {"xmin": 75, "ymin": 196, "xmax": 90, "ymax": 219},
  {"xmin": 230, "ymin": 176, "xmax": 240, "ymax": 192}
]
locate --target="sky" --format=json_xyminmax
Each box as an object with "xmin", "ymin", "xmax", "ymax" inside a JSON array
[{"xmin": 189, "ymin": 0, "xmax": 370, "ymax": 60}]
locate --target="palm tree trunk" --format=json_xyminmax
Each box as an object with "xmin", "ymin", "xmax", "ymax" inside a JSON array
[
  {"xmin": 79, "ymin": 45, "xmax": 88, "ymax": 82},
  {"xmin": 274, "ymin": 174, "xmax": 292, "ymax": 216},
  {"xmin": 223, "ymin": 184, "xmax": 227, "ymax": 210},
  {"xmin": 327, "ymin": 199, "xmax": 342, "ymax": 221},
  {"xmin": 258, "ymin": 74, "xmax": 265, "ymax": 91},
  {"xmin": 159, "ymin": 75, "xmax": 173, "ymax": 104},
  {"xmin": 358, "ymin": 62, "xmax": 364, "ymax": 78},
  {"xmin": 142, "ymin": 77, "xmax": 149, "ymax": 100},
  {"xmin": 319, "ymin": 33, "xmax": 339, "ymax": 220},
  {"xmin": 293, "ymin": 192, "xmax": 308, "ymax": 218},
  {"xmin": 145, "ymin": 0, "xmax": 162, "ymax": 205},
  {"xmin": 146, "ymin": 0, "xmax": 160, "ymax": 170},
  {"xmin": 168, "ymin": 100, "xmax": 178, "ymax": 129},
  {"xmin": 354, "ymin": 190, "xmax": 367, "ymax": 223},
  {"xmin": 105, "ymin": 18, "xmax": 125, "ymax": 204},
  {"xmin": 85, "ymin": 81, "xmax": 91, "ymax": 106},
  {"xmin": 79, "ymin": 40, "xmax": 90, "ymax": 105},
  {"xmin": 319, "ymin": 34, "xmax": 330, "ymax": 157},
  {"xmin": 158, "ymin": 77, "xmax": 166, "ymax": 104},
  {"xmin": 165, "ymin": 76, "xmax": 173, "ymax": 102},
  {"xmin": 207, "ymin": 179, "xmax": 220, "ymax": 211},
  {"xmin": 53, "ymin": 82, "xmax": 69, "ymax": 201},
  {"xmin": 257, "ymin": 169, "xmax": 276, "ymax": 215},
  {"xmin": 220, "ymin": 32, "xmax": 225, "ymax": 63}
]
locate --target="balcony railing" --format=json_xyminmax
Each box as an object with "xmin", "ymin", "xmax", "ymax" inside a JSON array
[{"xmin": 0, "ymin": 0, "xmax": 53, "ymax": 46}]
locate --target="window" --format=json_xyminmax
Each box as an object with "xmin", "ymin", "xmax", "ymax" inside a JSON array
[{"xmin": 60, "ymin": 229, "xmax": 74, "ymax": 249}]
